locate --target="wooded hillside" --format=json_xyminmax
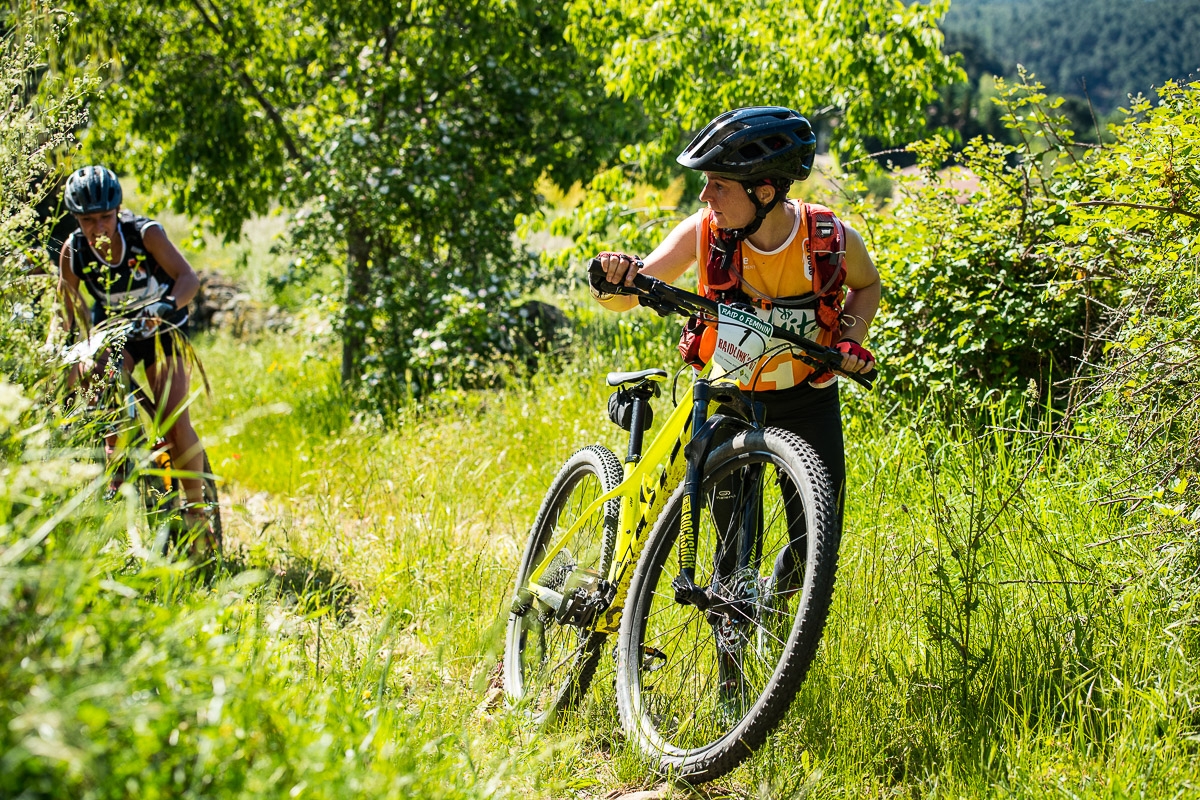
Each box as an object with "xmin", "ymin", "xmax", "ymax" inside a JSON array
[{"xmin": 943, "ymin": 0, "xmax": 1200, "ymax": 110}]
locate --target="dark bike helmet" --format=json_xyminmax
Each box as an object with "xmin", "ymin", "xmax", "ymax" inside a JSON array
[
  {"xmin": 677, "ymin": 106, "xmax": 817, "ymax": 184},
  {"xmin": 63, "ymin": 165, "xmax": 123, "ymax": 215}
]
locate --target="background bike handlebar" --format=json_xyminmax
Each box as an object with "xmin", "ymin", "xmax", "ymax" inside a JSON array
[{"xmin": 587, "ymin": 258, "xmax": 877, "ymax": 390}]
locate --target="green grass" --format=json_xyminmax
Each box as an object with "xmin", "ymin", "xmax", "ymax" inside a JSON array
[
  {"xmin": 6, "ymin": 306, "xmax": 1200, "ymax": 798},
  {"xmin": 184, "ymin": 321, "xmax": 1200, "ymax": 797}
]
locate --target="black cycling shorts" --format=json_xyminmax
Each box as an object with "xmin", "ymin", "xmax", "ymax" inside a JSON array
[{"xmin": 124, "ymin": 324, "xmax": 189, "ymax": 367}]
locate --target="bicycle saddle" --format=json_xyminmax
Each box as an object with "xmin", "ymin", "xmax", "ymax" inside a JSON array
[{"xmin": 606, "ymin": 368, "xmax": 668, "ymax": 387}]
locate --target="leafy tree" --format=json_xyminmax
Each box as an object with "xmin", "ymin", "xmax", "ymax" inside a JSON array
[
  {"xmin": 47, "ymin": 0, "xmax": 627, "ymax": 400},
  {"xmin": 529, "ymin": 0, "xmax": 964, "ymax": 272},
  {"xmin": 864, "ymin": 73, "xmax": 1199, "ymax": 412}
]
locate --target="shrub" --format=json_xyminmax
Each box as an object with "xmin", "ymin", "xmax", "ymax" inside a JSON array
[{"xmin": 866, "ymin": 74, "xmax": 1121, "ymax": 405}]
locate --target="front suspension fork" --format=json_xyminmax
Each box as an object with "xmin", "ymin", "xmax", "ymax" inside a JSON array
[
  {"xmin": 671, "ymin": 380, "xmax": 763, "ymax": 611},
  {"xmin": 671, "ymin": 380, "xmax": 710, "ymax": 608}
]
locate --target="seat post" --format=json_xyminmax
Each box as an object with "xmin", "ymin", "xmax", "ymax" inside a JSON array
[
  {"xmin": 604, "ymin": 368, "xmax": 667, "ymax": 464},
  {"xmin": 625, "ymin": 394, "xmax": 649, "ymax": 464}
]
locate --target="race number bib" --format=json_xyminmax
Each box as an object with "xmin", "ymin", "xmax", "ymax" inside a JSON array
[
  {"xmin": 762, "ymin": 305, "xmax": 820, "ymax": 349},
  {"xmin": 712, "ymin": 304, "xmax": 772, "ymax": 384}
]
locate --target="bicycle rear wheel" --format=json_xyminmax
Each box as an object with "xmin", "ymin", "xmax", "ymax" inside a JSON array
[
  {"xmin": 139, "ymin": 448, "xmax": 222, "ymax": 558},
  {"xmin": 504, "ymin": 445, "xmax": 622, "ymax": 723},
  {"xmin": 615, "ymin": 427, "xmax": 839, "ymax": 781}
]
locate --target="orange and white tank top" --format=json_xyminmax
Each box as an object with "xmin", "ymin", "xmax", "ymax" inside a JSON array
[{"xmin": 694, "ymin": 202, "xmax": 836, "ymax": 391}]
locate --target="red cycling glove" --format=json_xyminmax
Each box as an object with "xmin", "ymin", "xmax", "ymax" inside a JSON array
[
  {"xmin": 809, "ymin": 339, "xmax": 875, "ymax": 388},
  {"xmin": 835, "ymin": 339, "xmax": 874, "ymax": 365}
]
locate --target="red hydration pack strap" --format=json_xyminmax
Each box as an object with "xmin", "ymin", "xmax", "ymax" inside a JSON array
[
  {"xmin": 702, "ymin": 232, "xmax": 741, "ymax": 298},
  {"xmin": 804, "ymin": 203, "xmax": 847, "ymax": 333}
]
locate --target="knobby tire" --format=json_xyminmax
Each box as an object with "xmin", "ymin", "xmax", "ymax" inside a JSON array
[
  {"xmin": 615, "ymin": 428, "xmax": 840, "ymax": 781},
  {"xmin": 504, "ymin": 445, "xmax": 623, "ymax": 724}
]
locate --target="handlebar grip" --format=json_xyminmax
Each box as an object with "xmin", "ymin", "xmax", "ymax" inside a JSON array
[
  {"xmin": 587, "ymin": 257, "xmax": 645, "ymax": 296},
  {"xmin": 631, "ymin": 271, "xmax": 656, "ymax": 292},
  {"xmin": 844, "ymin": 365, "xmax": 877, "ymax": 390}
]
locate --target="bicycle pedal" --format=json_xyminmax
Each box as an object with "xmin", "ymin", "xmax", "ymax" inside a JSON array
[{"xmin": 641, "ymin": 646, "xmax": 667, "ymax": 672}]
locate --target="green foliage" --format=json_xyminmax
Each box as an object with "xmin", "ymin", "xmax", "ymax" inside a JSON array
[
  {"xmin": 3, "ymin": 552, "xmax": 504, "ymax": 799},
  {"xmin": 793, "ymin": 397, "xmax": 1200, "ymax": 795},
  {"xmin": 526, "ymin": 0, "xmax": 963, "ymax": 279},
  {"xmin": 866, "ymin": 74, "xmax": 1124, "ymax": 402},
  {"xmin": 0, "ymin": 22, "xmax": 91, "ymax": 388},
  {"xmin": 47, "ymin": 0, "xmax": 629, "ymax": 404},
  {"xmin": 1074, "ymin": 79, "xmax": 1200, "ymax": 543},
  {"xmin": 567, "ymin": 0, "xmax": 961, "ymax": 158}
]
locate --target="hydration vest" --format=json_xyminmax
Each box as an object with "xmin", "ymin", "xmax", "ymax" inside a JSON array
[
  {"xmin": 678, "ymin": 203, "xmax": 848, "ymax": 390},
  {"xmin": 68, "ymin": 211, "xmax": 188, "ymax": 331}
]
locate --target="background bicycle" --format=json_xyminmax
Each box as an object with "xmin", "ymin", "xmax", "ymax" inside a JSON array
[{"xmin": 62, "ymin": 312, "xmax": 222, "ymax": 560}]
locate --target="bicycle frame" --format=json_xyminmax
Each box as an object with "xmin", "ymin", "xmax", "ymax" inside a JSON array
[
  {"xmin": 523, "ymin": 265, "xmax": 877, "ymax": 639},
  {"xmin": 524, "ymin": 372, "xmax": 761, "ymax": 635},
  {"xmin": 523, "ymin": 382, "xmax": 688, "ymax": 632}
]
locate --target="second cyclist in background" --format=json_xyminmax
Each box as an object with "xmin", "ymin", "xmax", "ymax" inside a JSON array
[{"xmin": 56, "ymin": 165, "xmax": 215, "ymax": 547}]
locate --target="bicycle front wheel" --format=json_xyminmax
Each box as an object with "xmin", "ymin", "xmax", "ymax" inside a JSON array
[
  {"xmin": 615, "ymin": 427, "xmax": 839, "ymax": 781},
  {"xmin": 504, "ymin": 444, "xmax": 623, "ymax": 724}
]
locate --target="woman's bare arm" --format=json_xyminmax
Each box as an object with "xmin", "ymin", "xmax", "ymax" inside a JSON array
[
  {"xmin": 593, "ymin": 212, "xmax": 703, "ymax": 312},
  {"xmin": 142, "ymin": 225, "xmax": 200, "ymax": 307}
]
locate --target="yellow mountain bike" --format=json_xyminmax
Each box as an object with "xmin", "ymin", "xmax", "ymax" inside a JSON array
[{"xmin": 504, "ymin": 265, "xmax": 875, "ymax": 781}]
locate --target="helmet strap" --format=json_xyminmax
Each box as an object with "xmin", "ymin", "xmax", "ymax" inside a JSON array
[{"xmin": 719, "ymin": 182, "xmax": 784, "ymax": 243}]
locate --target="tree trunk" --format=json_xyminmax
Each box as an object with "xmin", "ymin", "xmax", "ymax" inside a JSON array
[{"xmin": 342, "ymin": 224, "xmax": 373, "ymax": 385}]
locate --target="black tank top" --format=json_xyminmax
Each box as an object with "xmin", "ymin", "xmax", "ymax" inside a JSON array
[{"xmin": 68, "ymin": 211, "xmax": 188, "ymax": 328}]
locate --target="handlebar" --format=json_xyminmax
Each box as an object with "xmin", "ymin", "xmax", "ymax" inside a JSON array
[
  {"xmin": 588, "ymin": 259, "xmax": 877, "ymax": 390},
  {"xmin": 61, "ymin": 294, "xmax": 184, "ymax": 368}
]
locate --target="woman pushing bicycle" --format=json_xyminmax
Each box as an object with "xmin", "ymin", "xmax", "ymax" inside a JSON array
[
  {"xmin": 590, "ymin": 106, "xmax": 881, "ymax": 534},
  {"xmin": 55, "ymin": 165, "xmax": 214, "ymax": 543},
  {"xmin": 508, "ymin": 108, "xmax": 882, "ymax": 780}
]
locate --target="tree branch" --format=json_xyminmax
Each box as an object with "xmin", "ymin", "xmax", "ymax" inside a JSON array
[
  {"xmin": 187, "ymin": 0, "xmax": 304, "ymax": 163},
  {"xmin": 1074, "ymin": 200, "xmax": 1200, "ymax": 222}
]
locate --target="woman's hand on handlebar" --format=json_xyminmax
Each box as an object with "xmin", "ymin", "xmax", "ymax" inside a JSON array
[
  {"xmin": 590, "ymin": 252, "xmax": 644, "ymax": 295},
  {"xmin": 834, "ymin": 339, "xmax": 875, "ymax": 376}
]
